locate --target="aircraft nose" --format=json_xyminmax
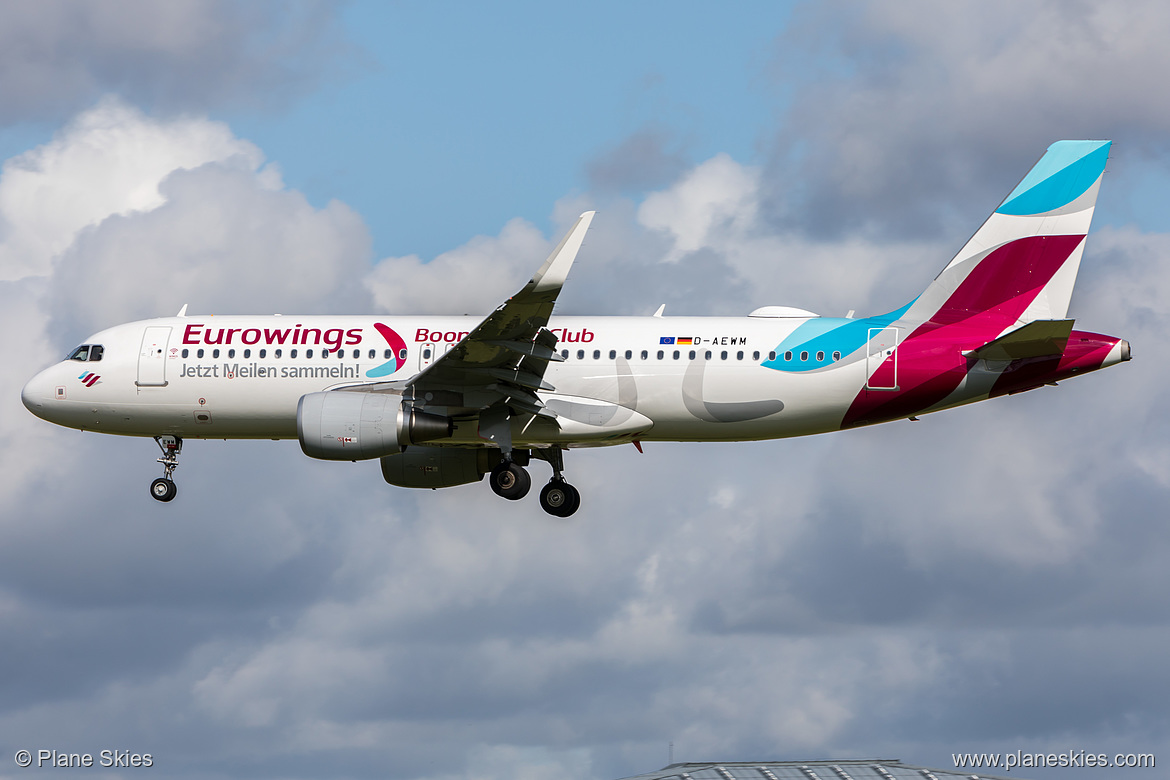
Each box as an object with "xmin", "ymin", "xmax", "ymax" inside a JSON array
[{"xmin": 21, "ymin": 368, "xmax": 55, "ymax": 420}]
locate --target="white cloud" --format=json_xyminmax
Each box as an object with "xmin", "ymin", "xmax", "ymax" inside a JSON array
[
  {"xmin": 365, "ymin": 218, "xmax": 549, "ymax": 316},
  {"xmin": 0, "ymin": 97, "xmax": 262, "ymax": 281}
]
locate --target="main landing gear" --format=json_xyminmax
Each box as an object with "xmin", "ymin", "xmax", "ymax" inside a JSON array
[
  {"xmin": 149, "ymin": 435, "xmax": 182, "ymax": 502},
  {"xmin": 489, "ymin": 447, "xmax": 580, "ymax": 517}
]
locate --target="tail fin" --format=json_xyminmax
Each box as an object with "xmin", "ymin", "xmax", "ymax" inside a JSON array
[{"xmin": 905, "ymin": 140, "xmax": 1110, "ymax": 327}]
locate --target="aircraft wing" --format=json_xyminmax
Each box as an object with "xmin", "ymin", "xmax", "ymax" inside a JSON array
[{"xmin": 401, "ymin": 211, "xmax": 595, "ymax": 418}]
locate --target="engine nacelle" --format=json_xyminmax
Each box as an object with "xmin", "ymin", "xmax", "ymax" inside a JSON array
[
  {"xmin": 297, "ymin": 391, "xmax": 452, "ymax": 461},
  {"xmin": 381, "ymin": 448, "xmax": 500, "ymax": 489}
]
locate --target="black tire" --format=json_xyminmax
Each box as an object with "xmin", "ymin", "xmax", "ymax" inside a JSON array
[
  {"xmin": 150, "ymin": 478, "xmax": 177, "ymax": 502},
  {"xmin": 560, "ymin": 482, "xmax": 580, "ymax": 517},
  {"xmin": 490, "ymin": 461, "xmax": 531, "ymax": 500},
  {"xmin": 540, "ymin": 480, "xmax": 580, "ymax": 517}
]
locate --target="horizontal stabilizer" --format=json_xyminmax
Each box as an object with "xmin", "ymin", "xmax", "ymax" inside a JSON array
[{"xmin": 970, "ymin": 319, "xmax": 1074, "ymax": 361}]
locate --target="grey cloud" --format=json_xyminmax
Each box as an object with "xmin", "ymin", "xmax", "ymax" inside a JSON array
[
  {"xmin": 0, "ymin": 0, "xmax": 349, "ymax": 125},
  {"xmin": 586, "ymin": 128, "xmax": 691, "ymax": 195},
  {"xmin": 763, "ymin": 0, "xmax": 1170, "ymax": 241}
]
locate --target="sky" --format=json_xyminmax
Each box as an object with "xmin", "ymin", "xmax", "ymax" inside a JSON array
[{"xmin": 1, "ymin": 1, "xmax": 1169, "ymax": 779}]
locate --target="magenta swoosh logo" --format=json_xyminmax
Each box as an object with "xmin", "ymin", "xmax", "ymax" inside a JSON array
[{"xmin": 366, "ymin": 323, "xmax": 408, "ymax": 378}]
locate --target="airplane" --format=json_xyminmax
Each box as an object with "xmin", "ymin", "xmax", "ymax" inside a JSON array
[{"xmin": 22, "ymin": 140, "xmax": 1129, "ymax": 517}]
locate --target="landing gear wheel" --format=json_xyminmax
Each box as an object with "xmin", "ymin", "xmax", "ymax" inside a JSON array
[
  {"xmin": 540, "ymin": 480, "xmax": 580, "ymax": 517},
  {"xmin": 490, "ymin": 461, "xmax": 531, "ymax": 500},
  {"xmin": 150, "ymin": 477, "xmax": 177, "ymax": 502}
]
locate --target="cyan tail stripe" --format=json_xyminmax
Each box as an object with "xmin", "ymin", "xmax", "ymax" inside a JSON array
[
  {"xmin": 997, "ymin": 140, "xmax": 1110, "ymax": 216},
  {"xmin": 762, "ymin": 299, "xmax": 915, "ymax": 372}
]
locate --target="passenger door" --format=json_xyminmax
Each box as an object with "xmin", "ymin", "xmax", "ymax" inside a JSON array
[{"xmin": 137, "ymin": 326, "xmax": 171, "ymax": 387}]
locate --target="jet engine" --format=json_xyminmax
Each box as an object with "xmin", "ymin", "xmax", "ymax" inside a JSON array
[{"xmin": 297, "ymin": 391, "xmax": 452, "ymax": 461}]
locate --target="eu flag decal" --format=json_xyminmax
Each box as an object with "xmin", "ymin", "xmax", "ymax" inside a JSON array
[{"xmin": 659, "ymin": 336, "xmax": 675, "ymax": 344}]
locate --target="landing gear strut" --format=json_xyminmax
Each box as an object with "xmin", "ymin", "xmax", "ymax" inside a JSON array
[
  {"xmin": 535, "ymin": 447, "xmax": 580, "ymax": 517},
  {"xmin": 150, "ymin": 435, "xmax": 182, "ymax": 502}
]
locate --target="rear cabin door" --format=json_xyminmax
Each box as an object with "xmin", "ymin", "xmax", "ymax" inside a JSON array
[
  {"xmin": 137, "ymin": 326, "xmax": 171, "ymax": 387},
  {"xmin": 865, "ymin": 326, "xmax": 900, "ymax": 390}
]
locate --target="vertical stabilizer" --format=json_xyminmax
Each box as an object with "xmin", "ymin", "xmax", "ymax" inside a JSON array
[{"xmin": 905, "ymin": 140, "xmax": 1110, "ymax": 327}]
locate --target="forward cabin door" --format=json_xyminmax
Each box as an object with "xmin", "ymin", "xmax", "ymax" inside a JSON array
[
  {"xmin": 866, "ymin": 327, "xmax": 900, "ymax": 390},
  {"xmin": 137, "ymin": 326, "xmax": 171, "ymax": 387}
]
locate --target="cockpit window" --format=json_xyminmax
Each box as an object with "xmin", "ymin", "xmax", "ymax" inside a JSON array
[{"xmin": 67, "ymin": 344, "xmax": 104, "ymax": 362}]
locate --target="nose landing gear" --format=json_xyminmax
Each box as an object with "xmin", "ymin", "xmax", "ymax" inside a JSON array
[{"xmin": 150, "ymin": 435, "xmax": 182, "ymax": 502}]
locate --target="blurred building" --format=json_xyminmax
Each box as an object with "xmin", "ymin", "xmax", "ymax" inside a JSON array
[{"xmin": 616, "ymin": 759, "xmax": 1020, "ymax": 780}]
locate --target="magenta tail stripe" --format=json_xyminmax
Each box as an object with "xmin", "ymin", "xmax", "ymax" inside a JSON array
[{"xmin": 930, "ymin": 234, "xmax": 1085, "ymax": 325}]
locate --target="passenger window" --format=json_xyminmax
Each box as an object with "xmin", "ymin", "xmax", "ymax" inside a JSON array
[
  {"xmin": 244, "ymin": 349, "xmax": 251, "ymax": 358},
  {"xmin": 369, "ymin": 349, "xmax": 375, "ymax": 359},
  {"xmin": 719, "ymin": 351, "xmax": 726, "ymax": 360},
  {"xmin": 306, "ymin": 349, "xmax": 314, "ymax": 358},
  {"xmin": 673, "ymin": 350, "xmax": 680, "ymax": 359},
  {"xmin": 657, "ymin": 350, "xmax": 664, "ymax": 359},
  {"xmin": 89, "ymin": 345, "xmax": 104, "ymax": 361},
  {"xmin": 625, "ymin": 350, "xmax": 632, "ymax": 360},
  {"xmin": 197, "ymin": 349, "xmax": 205, "ymax": 358},
  {"xmin": 609, "ymin": 350, "xmax": 616, "ymax": 359},
  {"xmin": 800, "ymin": 351, "xmax": 808, "ymax": 361},
  {"xmin": 69, "ymin": 345, "xmax": 89, "ymax": 361},
  {"xmin": 213, "ymin": 349, "xmax": 220, "ymax": 358},
  {"xmin": 291, "ymin": 349, "xmax": 298, "ymax": 358},
  {"xmin": 737, "ymin": 351, "xmax": 744, "ymax": 360},
  {"xmin": 228, "ymin": 349, "xmax": 236, "ymax": 358},
  {"xmin": 181, "ymin": 348, "xmax": 189, "ymax": 358},
  {"xmin": 593, "ymin": 349, "xmax": 600, "ymax": 359},
  {"xmin": 689, "ymin": 350, "xmax": 696, "ymax": 360},
  {"xmin": 337, "ymin": 349, "xmax": 344, "ymax": 358},
  {"xmin": 274, "ymin": 349, "xmax": 282, "ymax": 358},
  {"xmin": 832, "ymin": 351, "xmax": 841, "ymax": 361},
  {"xmin": 769, "ymin": 351, "xmax": 776, "ymax": 361},
  {"xmin": 577, "ymin": 349, "xmax": 585, "ymax": 360},
  {"xmin": 784, "ymin": 351, "xmax": 792, "ymax": 361},
  {"xmin": 816, "ymin": 351, "xmax": 824, "ymax": 361},
  {"xmin": 561, "ymin": 349, "xmax": 569, "ymax": 359},
  {"xmin": 398, "ymin": 348, "xmax": 407, "ymax": 360},
  {"xmin": 753, "ymin": 351, "xmax": 760, "ymax": 360},
  {"xmin": 641, "ymin": 350, "xmax": 648, "ymax": 360},
  {"xmin": 423, "ymin": 348, "xmax": 431, "ymax": 359},
  {"xmin": 705, "ymin": 350, "xmax": 712, "ymax": 359},
  {"xmin": 260, "ymin": 349, "xmax": 267, "ymax": 358},
  {"xmin": 384, "ymin": 349, "xmax": 393, "ymax": 359}
]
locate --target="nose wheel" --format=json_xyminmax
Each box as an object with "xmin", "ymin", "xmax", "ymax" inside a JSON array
[
  {"xmin": 150, "ymin": 435, "xmax": 182, "ymax": 502},
  {"xmin": 150, "ymin": 477, "xmax": 177, "ymax": 502}
]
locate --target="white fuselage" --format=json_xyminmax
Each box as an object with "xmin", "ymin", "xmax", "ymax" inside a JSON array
[{"xmin": 22, "ymin": 314, "xmax": 879, "ymax": 446}]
